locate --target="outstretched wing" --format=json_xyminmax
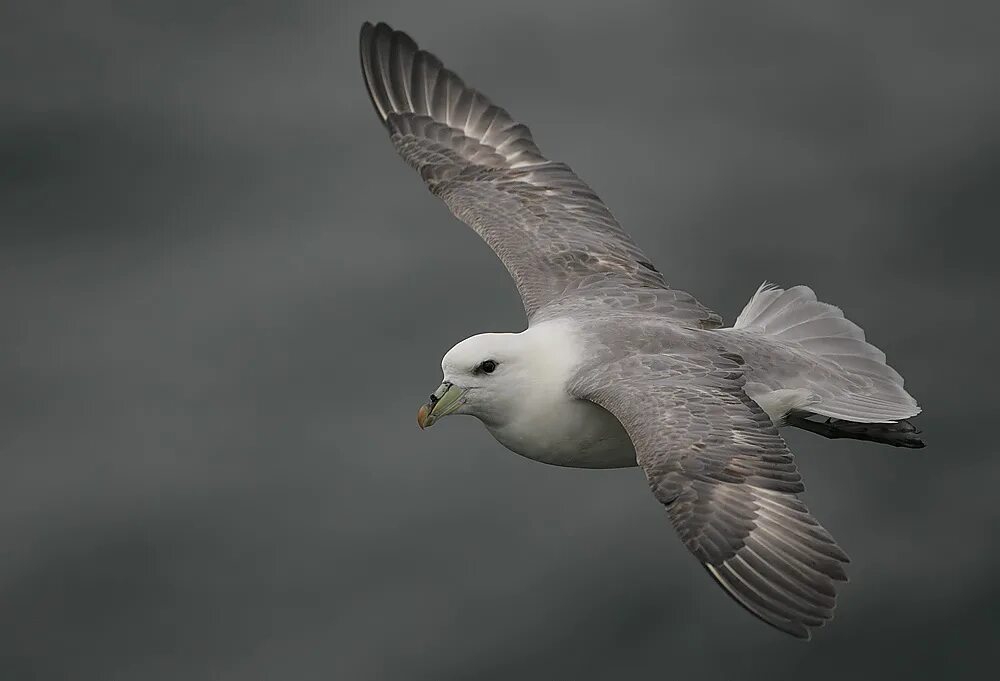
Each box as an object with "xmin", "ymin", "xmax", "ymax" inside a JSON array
[
  {"xmin": 359, "ymin": 22, "xmax": 719, "ymax": 325},
  {"xmin": 571, "ymin": 351, "xmax": 849, "ymax": 639}
]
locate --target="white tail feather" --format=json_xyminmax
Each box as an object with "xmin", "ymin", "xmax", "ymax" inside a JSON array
[{"xmin": 735, "ymin": 283, "xmax": 920, "ymax": 423}]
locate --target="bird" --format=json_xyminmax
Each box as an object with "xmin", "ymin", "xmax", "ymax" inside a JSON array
[{"xmin": 359, "ymin": 21, "xmax": 923, "ymax": 639}]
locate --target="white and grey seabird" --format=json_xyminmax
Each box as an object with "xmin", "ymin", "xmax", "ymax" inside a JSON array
[{"xmin": 359, "ymin": 21, "xmax": 922, "ymax": 639}]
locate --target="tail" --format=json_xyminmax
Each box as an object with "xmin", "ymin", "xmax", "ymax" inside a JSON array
[{"xmin": 734, "ymin": 283, "xmax": 921, "ymax": 424}]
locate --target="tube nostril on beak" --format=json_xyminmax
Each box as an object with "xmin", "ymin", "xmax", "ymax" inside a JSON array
[{"xmin": 419, "ymin": 381, "xmax": 457, "ymax": 430}]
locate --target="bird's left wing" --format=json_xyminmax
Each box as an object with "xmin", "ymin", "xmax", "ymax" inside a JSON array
[
  {"xmin": 359, "ymin": 22, "xmax": 720, "ymax": 326},
  {"xmin": 570, "ymin": 351, "xmax": 850, "ymax": 639}
]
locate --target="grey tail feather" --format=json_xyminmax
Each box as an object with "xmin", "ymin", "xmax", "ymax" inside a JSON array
[
  {"xmin": 786, "ymin": 414, "xmax": 925, "ymax": 449},
  {"xmin": 733, "ymin": 283, "xmax": 921, "ymax": 423}
]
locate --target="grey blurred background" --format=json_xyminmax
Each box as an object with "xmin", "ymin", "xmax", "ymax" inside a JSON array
[{"xmin": 2, "ymin": 1, "xmax": 998, "ymax": 679}]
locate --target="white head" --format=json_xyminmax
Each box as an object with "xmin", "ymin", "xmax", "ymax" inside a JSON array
[{"xmin": 416, "ymin": 332, "xmax": 529, "ymax": 429}]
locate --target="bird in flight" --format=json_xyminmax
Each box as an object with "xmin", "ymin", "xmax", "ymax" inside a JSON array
[{"xmin": 359, "ymin": 21, "xmax": 922, "ymax": 639}]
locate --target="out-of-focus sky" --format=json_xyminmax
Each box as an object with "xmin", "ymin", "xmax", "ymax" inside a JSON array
[{"xmin": 2, "ymin": 1, "xmax": 998, "ymax": 679}]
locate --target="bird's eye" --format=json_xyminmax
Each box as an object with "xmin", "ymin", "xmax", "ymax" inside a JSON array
[{"xmin": 478, "ymin": 360, "xmax": 498, "ymax": 374}]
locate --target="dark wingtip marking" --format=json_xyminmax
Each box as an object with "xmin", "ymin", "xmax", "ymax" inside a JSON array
[{"xmin": 637, "ymin": 260, "xmax": 660, "ymax": 273}]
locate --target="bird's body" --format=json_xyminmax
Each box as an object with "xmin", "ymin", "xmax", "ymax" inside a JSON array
[
  {"xmin": 359, "ymin": 22, "xmax": 923, "ymax": 639},
  {"xmin": 450, "ymin": 305, "xmax": 912, "ymax": 470}
]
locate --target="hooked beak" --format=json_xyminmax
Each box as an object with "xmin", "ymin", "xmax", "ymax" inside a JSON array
[{"xmin": 417, "ymin": 381, "xmax": 467, "ymax": 429}]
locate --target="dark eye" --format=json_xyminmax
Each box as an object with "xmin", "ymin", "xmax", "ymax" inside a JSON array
[{"xmin": 478, "ymin": 360, "xmax": 498, "ymax": 374}]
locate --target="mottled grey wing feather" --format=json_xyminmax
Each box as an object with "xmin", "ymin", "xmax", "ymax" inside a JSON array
[
  {"xmin": 360, "ymin": 22, "xmax": 721, "ymax": 326},
  {"xmin": 571, "ymin": 351, "xmax": 849, "ymax": 639}
]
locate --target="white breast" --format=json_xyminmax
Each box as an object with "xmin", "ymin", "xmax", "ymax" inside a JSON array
[
  {"xmin": 483, "ymin": 320, "xmax": 637, "ymax": 469},
  {"xmin": 487, "ymin": 396, "xmax": 636, "ymax": 468}
]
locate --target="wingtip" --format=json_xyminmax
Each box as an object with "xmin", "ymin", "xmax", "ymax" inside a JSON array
[
  {"xmin": 358, "ymin": 20, "xmax": 379, "ymax": 46},
  {"xmin": 359, "ymin": 22, "xmax": 397, "ymax": 63},
  {"xmin": 360, "ymin": 21, "xmax": 394, "ymax": 53},
  {"xmin": 360, "ymin": 21, "xmax": 405, "ymax": 43},
  {"xmin": 359, "ymin": 21, "xmax": 426, "ymax": 127},
  {"xmin": 359, "ymin": 22, "xmax": 393, "ymax": 124}
]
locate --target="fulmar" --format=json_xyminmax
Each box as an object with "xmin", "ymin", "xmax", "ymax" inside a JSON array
[{"xmin": 359, "ymin": 21, "xmax": 922, "ymax": 639}]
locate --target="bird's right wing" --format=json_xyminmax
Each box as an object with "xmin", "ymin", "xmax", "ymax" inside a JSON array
[
  {"xmin": 360, "ymin": 22, "xmax": 720, "ymax": 326},
  {"xmin": 570, "ymin": 351, "xmax": 849, "ymax": 639}
]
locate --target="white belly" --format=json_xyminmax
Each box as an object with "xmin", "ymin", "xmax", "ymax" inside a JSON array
[{"xmin": 486, "ymin": 396, "xmax": 636, "ymax": 469}]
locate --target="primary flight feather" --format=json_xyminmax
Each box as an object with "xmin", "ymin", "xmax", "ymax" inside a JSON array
[{"xmin": 359, "ymin": 21, "xmax": 922, "ymax": 639}]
